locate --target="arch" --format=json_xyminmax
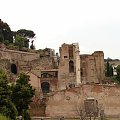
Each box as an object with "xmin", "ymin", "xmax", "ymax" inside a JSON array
[
  {"xmin": 41, "ymin": 82, "xmax": 50, "ymax": 93},
  {"xmin": 11, "ymin": 64, "xmax": 17, "ymax": 74},
  {"xmin": 69, "ymin": 60, "xmax": 74, "ymax": 73}
]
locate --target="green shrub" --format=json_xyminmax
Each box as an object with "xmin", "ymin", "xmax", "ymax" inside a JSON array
[
  {"xmin": 0, "ymin": 100, "xmax": 18, "ymax": 120},
  {"xmin": 22, "ymin": 110, "xmax": 31, "ymax": 120},
  {"xmin": 0, "ymin": 114, "xmax": 9, "ymax": 120}
]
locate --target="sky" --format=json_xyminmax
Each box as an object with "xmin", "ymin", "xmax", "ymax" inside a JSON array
[{"xmin": 1, "ymin": 0, "xmax": 120, "ymax": 59}]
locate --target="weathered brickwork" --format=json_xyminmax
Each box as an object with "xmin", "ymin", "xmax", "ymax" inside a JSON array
[
  {"xmin": 80, "ymin": 51, "xmax": 104, "ymax": 84},
  {"xmin": 46, "ymin": 84, "xmax": 120, "ymax": 118},
  {"xmin": 58, "ymin": 43, "xmax": 104, "ymax": 90},
  {"xmin": 0, "ymin": 43, "xmax": 104, "ymax": 91},
  {"xmin": 1, "ymin": 43, "xmax": 119, "ymax": 118}
]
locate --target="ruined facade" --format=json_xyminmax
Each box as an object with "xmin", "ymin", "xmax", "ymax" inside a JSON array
[
  {"xmin": 1, "ymin": 43, "xmax": 120, "ymax": 118},
  {"xmin": 0, "ymin": 43, "xmax": 104, "ymax": 93},
  {"xmin": 0, "ymin": 43, "xmax": 104, "ymax": 92},
  {"xmin": 58, "ymin": 43, "xmax": 104, "ymax": 90}
]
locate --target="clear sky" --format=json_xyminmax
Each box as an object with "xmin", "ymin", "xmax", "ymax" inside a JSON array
[{"xmin": 1, "ymin": 0, "xmax": 120, "ymax": 59}]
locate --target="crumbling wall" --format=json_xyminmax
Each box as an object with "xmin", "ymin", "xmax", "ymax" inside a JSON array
[
  {"xmin": 80, "ymin": 51, "xmax": 104, "ymax": 84},
  {"xmin": 46, "ymin": 84, "xmax": 120, "ymax": 118},
  {"xmin": 31, "ymin": 57, "xmax": 55, "ymax": 71},
  {"xmin": 0, "ymin": 49, "xmax": 39, "ymax": 73},
  {"xmin": 58, "ymin": 43, "xmax": 79, "ymax": 90},
  {"xmin": 0, "ymin": 49, "xmax": 56, "ymax": 74},
  {"xmin": 0, "ymin": 49, "xmax": 39, "ymax": 61}
]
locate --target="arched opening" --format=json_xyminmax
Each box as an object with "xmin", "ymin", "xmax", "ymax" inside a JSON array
[
  {"xmin": 69, "ymin": 60, "xmax": 74, "ymax": 73},
  {"xmin": 11, "ymin": 64, "xmax": 17, "ymax": 74},
  {"xmin": 41, "ymin": 82, "xmax": 50, "ymax": 93}
]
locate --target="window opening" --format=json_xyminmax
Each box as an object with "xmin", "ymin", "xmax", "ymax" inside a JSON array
[
  {"xmin": 41, "ymin": 82, "xmax": 50, "ymax": 93},
  {"xmin": 11, "ymin": 64, "xmax": 17, "ymax": 74},
  {"xmin": 69, "ymin": 60, "xmax": 74, "ymax": 73}
]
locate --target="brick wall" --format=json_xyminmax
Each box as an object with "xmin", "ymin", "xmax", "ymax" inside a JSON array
[{"xmin": 46, "ymin": 84, "xmax": 120, "ymax": 118}]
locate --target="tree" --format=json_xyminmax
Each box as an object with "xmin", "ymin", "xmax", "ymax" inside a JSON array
[
  {"xmin": 11, "ymin": 73, "xmax": 35, "ymax": 119},
  {"xmin": 15, "ymin": 29, "xmax": 36, "ymax": 48},
  {"xmin": 0, "ymin": 69, "xmax": 18, "ymax": 120},
  {"xmin": 115, "ymin": 65, "xmax": 120, "ymax": 84},
  {"xmin": 16, "ymin": 29, "xmax": 35, "ymax": 38},
  {"xmin": 0, "ymin": 19, "xmax": 36, "ymax": 49},
  {"xmin": 109, "ymin": 65, "xmax": 113, "ymax": 76},
  {"xmin": 105, "ymin": 60, "xmax": 113, "ymax": 77},
  {"xmin": 14, "ymin": 35, "xmax": 26, "ymax": 50},
  {"xmin": 0, "ymin": 30, "xmax": 4, "ymax": 43},
  {"xmin": 0, "ymin": 19, "xmax": 13, "ymax": 43}
]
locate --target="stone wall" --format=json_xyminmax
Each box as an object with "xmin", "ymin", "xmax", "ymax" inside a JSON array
[
  {"xmin": 80, "ymin": 51, "xmax": 104, "ymax": 84},
  {"xmin": 46, "ymin": 84, "xmax": 120, "ymax": 118},
  {"xmin": 31, "ymin": 57, "xmax": 55, "ymax": 71},
  {"xmin": 0, "ymin": 49, "xmax": 55, "ymax": 76},
  {"xmin": 0, "ymin": 49, "xmax": 39, "ymax": 73},
  {"xmin": 0, "ymin": 49, "xmax": 39, "ymax": 61}
]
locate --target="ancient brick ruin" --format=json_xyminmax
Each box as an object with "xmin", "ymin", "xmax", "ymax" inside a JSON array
[{"xmin": 0, "ymin": 43, "xmax": 120, "ymax": 118}]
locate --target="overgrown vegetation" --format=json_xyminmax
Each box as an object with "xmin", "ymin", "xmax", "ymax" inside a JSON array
[
  {"xmin": 0, "ymin": 19, "xmax": 36, "ymax": 51},
  {"xmin": 0, "ymin": 69, "xmax": 35, "ymax": 120},
  {"xmin": 0, "ymin": 69, "xmax": 18, "ymax": 119},
  {"xmin": 105, "ymin": 60, "xmax": 113, "ymax": 77},
  {"xmin": 11, "ymin": 73, "xmax": 35, "ymax": 120},
  {"xmin": 105, "ymin": 58, "xmax": 120, "ymax": 84},
  {"xmin": 0, "ymin": 114, "xmax": 9, "ymax": 120},
  {"xmin": 113, "ymin": 65, "xmax": 120, "ymax": 84}
]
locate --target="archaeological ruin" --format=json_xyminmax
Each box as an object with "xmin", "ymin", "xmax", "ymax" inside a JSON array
[{"xmin": 0, "ymin": 43, "xmax": 120, "ymax": 118}]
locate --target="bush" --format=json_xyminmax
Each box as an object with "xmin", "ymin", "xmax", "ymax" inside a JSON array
[
  {"xmin": 0, "ymin": 114, "xmax": 9, "ymax": 120},
  {"xmin": 0, "ymin": 99, "xmax": 18, "ymax": 120},
  {"xmin": 22, "ymin": 110, "xmax": 31, "ymax": 120}
]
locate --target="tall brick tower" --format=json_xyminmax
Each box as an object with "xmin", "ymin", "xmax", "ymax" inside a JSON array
[{"xmin": 58, "ymin": 43, "xmax": 81, "ymax": 90}]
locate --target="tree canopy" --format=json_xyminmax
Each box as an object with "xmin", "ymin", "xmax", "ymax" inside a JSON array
[
  {"xmin": 0, "ymin": 69, "xmax": 35, "ymax": 119},
  {"xmin": 16, "ymin": 29, "xmax": 35, "ymax": 38},
  {"xmin": 11, "ymin": 73, "xmax": 35, "ymax": 119},
  {"xmin": 0, "ymin": 69, "xmax": 18, "ymax": 120},
  {"xmin": 0, "ymin": 19, "xmax": 13, "ymax": 44},
  {"xmin": 115, "ymin": 65, "xmax": 120, "ymax": 84},
  {"xmin": 105, "ymin": 61, "xmax": 113, "ymax": 77},
  {"xmin": 0, "ymin": 19, "xmax": 36, "ymax": 50},
  {"xmin": 14, "ymin": 29, "xmax": 36, "ymax": 49},
  {"xmin": 14, "ymin": 35, "xmax": 26, "ymax": 50}
]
